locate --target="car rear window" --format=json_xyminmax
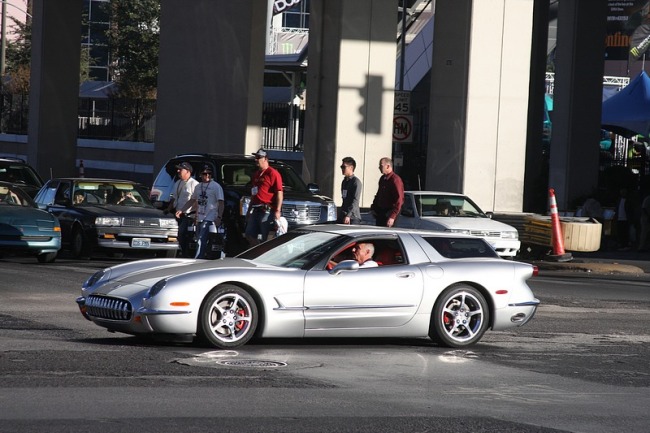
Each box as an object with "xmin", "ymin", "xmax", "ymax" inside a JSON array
[{"xmin": 423, "ymin": 237, "xmax": 499, "ymax": 259}]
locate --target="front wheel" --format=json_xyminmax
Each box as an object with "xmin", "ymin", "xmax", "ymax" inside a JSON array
[
  {"xmin": 71, "ymin": 227, "xmax": 92, "ymax": 259},
  {"xmin": 429, "ymin": 285, "xmax": 489, "ymax": 347},
  {"xmin": 37, "ymin": 252, "xmax": 57, "ymax": 263},
  {"xmin": 198, "ymin": 285, "xmax": 258, "ymax": 349}
]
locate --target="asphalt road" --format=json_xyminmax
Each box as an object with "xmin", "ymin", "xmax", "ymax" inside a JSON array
[{"xmin": 0, "ymin": 254, "xmax": 649, "ymax": 433}]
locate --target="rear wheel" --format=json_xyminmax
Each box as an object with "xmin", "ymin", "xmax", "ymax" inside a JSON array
[
  {"xmin": 429, "ymin": 285, "xmax": 489, "ymax": 347},
  {"xmin": 198, "ymin": 285, "xmax": 258, "ymax": 349}
]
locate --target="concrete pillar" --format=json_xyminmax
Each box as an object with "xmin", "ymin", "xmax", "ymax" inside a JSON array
[
  {"xmin": 27, "ymin": 0, "xmax": 83, "ymax": 178},
  {"xmin": 154, "ymin": 0, "xmax": 268, "ymax": 174},
  {"xmin": 427, "ymin": 0, "xmax": 534, "ymax": 212},
  {"xmin": 304, "ymin": 0, "xmax": 396, "ymax": 207},
  {"xmin": 549, "ymin": 0, "xmax": 607, "ymax": 211}
]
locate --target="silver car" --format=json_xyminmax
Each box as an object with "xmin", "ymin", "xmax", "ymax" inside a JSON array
[{"xmin": 77, "ymin": 225, "xmax": 539, "ymax": 349}]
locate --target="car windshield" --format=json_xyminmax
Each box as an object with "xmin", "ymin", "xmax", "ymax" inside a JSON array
[
  {"xmin": 414, "ymin": 194, "xmax": 486, "ymax": 217},
  {"xmin": 73, "ymin": 181, "xmax": 152, "ymax": 207},
  {"xmin": 237, "ymin": 231, "xmax": 343, "ymax": 269},
  {"xmin": 0, "ymin": 184, "xmax": 36, "ymax": 207}
]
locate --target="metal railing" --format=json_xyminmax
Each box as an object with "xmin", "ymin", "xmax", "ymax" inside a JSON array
[{"xmin": 0, "ymin": 92, "xmax": 305, "ymax": 152}]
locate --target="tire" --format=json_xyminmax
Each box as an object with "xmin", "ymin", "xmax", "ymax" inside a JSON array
[
  {"xmin": 37, "ymin": 252, "xmax": 57, "ymax": 263},
  {"xmin": 71, "ymin": 227, "xmax": 92, "ymax": 259},
  {"xmin": 198, "ymin": 285, "xmax": 258, "ymax": 349},
  {"xmin": 429, "ymin": 285, "xmax": 489, "ymax": 348}
]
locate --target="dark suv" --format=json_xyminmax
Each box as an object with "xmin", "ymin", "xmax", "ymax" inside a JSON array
[
  {"xmin": 0, "ymin": 157, "xmax": 44, "ymax": 197},
  {"xmin": 150, "ymin": 153, "xmax": 337, "ymax": 254}
]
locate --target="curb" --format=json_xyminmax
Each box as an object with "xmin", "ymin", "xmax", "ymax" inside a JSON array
[{"xmin": 529, "ymin": 261, "xmax": 645, "ymax": 275}]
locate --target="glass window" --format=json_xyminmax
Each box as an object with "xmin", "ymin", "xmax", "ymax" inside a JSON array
[{"xmin": 423, "ymin": 237, "xmax": 499, "ymax": 259}]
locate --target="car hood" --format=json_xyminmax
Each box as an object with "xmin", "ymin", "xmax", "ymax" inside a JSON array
[
  {"xmin": 418, "ymin": 216, "xmax": 518, "ymax": 232},
  {"xmin": 0, "ymin": 205, "xmax": 57, "ymax": 227},
  {"xmin": 94, "ymin": 258, "xmax": 261, "ymax": 298},
  {"xmin": 79, "ymin": 205, "xmax": 167, "ymax": 218}
]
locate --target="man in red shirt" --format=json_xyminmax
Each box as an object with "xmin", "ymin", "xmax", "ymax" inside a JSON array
[
  {"xmin": 245, "ymin": 148, "xmax": 284, "ymax": 245},
  {"xmin": 370, "ymin": 157, "xmax": 404, "ymax": 227}
]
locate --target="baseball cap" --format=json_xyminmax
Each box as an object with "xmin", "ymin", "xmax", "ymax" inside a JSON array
[
  {"xmin": 252, "ymin": 148, "xmax": 268, "ymax": 159},
  {"xmin": 201, "ymin": 165, "xmax": 213, "ymax": 174},
  {"xmin": 175, "ymin": 162, "xmax": 193, "ymax": 172}
]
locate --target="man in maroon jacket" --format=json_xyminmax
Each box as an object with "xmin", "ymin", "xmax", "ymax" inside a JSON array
[{"xmin": 370, "ymin": 157, "xmax": 404, "ymax": 227}]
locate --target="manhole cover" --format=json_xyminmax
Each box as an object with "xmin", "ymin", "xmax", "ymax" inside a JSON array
[{"xmin": 216, "ymin": 359, "xmax": 287, "ymax": 368}]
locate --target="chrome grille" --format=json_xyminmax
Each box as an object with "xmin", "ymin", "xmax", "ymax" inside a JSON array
[
  {"xmin": 470, "ymin": 230, "xmax": 501, "ymax": 238},
  {"xmin": 282, "ymin": 204, "xmax": 322, "ymax": 224},
  {"xmin": 85, "ymin": 295, "xmax": 132, "ymax": 321},
  {"xmin": 122, "ymin": 217, "xmax": 161, "ymax": 228}
]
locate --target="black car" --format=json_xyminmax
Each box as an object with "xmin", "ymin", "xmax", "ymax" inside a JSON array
[
  {"xmin": 34, "ymin": 178, "xmax": 179, "ymax": 258},
  {"xmin": 150, "ymin": 153, "xmax": 337, "ymax": 254},
  {"xmin": 0, "ymin": 157, "xmax": 44, "ymax": 197}
]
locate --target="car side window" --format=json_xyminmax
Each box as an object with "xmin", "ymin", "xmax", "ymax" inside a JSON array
[{"xmin": 423, "ymin": 237, "xmax": 499, "ymax": 259}]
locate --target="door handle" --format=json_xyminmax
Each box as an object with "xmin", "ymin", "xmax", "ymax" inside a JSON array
[{"xmin": 396, "ymin": 272, "xmax": 414, "ymax": 279}]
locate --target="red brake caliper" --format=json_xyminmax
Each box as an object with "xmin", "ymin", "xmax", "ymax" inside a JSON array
[{"xmin": 235, "ymin": 309, "xmax": 246, "ymax": 330}]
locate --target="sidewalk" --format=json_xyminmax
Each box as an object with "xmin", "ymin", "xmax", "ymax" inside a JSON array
[{"xmin": 524, "ymin": 248, "xmax": 650, "ymax": 276}]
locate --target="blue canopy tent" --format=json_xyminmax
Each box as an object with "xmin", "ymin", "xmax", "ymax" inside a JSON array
[{"xmin": 602, "ymin": 71, "xmax": 650, "ymax": 138}]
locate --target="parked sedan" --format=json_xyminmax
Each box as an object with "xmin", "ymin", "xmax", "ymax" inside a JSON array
[
  {"xmin": 76, "ymin": 225, "xmax": 539, "ymax": 349},
  {"xmin": 34, "ymin": 178, "xmax": 178, "ymax": 258},
  {"xmin": 395, "ymin": 191, "xmax": 521, "ymax": 258},
  {"xmin": 0, "ymin": 181, "xmax": 61, "ymax": 263}
]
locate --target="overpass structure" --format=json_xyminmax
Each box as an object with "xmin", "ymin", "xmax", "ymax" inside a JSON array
[{"xmin": 22, "ymin": 0, "xmax": 607, "ymax": 213}]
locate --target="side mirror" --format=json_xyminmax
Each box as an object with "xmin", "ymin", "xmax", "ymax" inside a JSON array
[
  {"xmin": 307, "ymin": 183, "xmax": 320, "ymax": 194},
  {"xmin": 328, "ymin": 259, "xmax": 360, "ymax": 275},
  {"xmin": 485, "ymin": 211, "xmax": 494, "ymax": 219}
]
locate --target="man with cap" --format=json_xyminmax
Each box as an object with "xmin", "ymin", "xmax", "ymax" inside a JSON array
[
  {"xmin": 169, "ymin": 161, "xmax": 198, "ymax": 257},
  {"xmin": 246, "ymin": 148, "xmax": 283, "ymax": 246},
  {"xmin": 177, "ymin": 164, "xmax": 224, "ymax": 259}
]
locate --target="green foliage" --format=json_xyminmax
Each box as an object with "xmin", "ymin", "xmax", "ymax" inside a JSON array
[{"xmin": 104, "ymin": 0, "xmax": 160, "ymax": 99}]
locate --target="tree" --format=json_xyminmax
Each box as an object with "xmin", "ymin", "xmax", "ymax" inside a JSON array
[
  {"xmin": 104, "ymin": 0, "xmax": 160, "ymax": 99},
  {"xmin": 3, "ymin": 6, "xmax": 94, "ymax": 94}
]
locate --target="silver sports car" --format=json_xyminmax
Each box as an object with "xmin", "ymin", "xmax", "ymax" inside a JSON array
[{"xmin": 77, "ymin": 225, "xmax": 539, "ymax": 349}]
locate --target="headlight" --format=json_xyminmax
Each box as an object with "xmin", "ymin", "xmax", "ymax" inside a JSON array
[
  {"xmin": 147, "ymin": 278, "xmax": 168, "ymax": 298},
  {"xmin": 95, "ymin": 216, "xmax": 121, "ymax": 226},
  {"xmin": 446, "ymin": 229, "xmax": 471, "ymax": 235},
  {"xmin": 83, "ymin": 269, "xmax": 109, "ymax": 288},
  {"xmin": 327, "ymin": 202, "xmax": 337, "ymax": 222},
  {"xmin": 502, "ymin": 231, "xmax": 518, "ymax": 240},
  {"xmin": 160, "ymin": 218, "xmax": 178, "ymax": 229}
]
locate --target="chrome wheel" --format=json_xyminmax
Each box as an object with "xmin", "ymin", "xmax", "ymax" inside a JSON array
[
  {"xmin": 198, "ymin": 285, "xmax": 258, "ymax": 349},
  {"xmin": 429, "ymin": 285, "xmax": 489, "ymax": 347}
]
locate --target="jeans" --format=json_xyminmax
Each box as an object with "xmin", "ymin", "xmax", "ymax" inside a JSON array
[{"xmin": 194, "ymin": 220, "xmax": 214, "ymax": 259}]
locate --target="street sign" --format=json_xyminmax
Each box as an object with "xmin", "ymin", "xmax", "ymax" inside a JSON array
[
  {"xmin": 393, "ymin": 115, "xmax": 413, "ymax": 143},
  {"xmin": 394, "ymin": 91, "xmax": 411, "ymax": 114}
]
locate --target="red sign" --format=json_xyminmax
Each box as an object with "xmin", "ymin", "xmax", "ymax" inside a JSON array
[{"xmin": 393, "ymin": 115, "xmax": 413, "ymax": 143}]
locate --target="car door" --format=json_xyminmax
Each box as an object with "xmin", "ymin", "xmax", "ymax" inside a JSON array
[
  {"xmin": 397, "ymin": 193, "xmax": 419, "ymax": 229},
  {"xmin": 302, "ymin": 239, "xmax": 423, "ymax": 330}
]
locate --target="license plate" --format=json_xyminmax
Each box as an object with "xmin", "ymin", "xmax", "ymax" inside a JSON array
[{"xmin": 132, "ymin": 238, "xmax": 151, "ymax": 248}]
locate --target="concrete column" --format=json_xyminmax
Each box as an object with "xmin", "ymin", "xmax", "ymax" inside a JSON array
[
  {"xmin": 549, "ymin": 0, "xmax": 607, "ymax": 211},
  {"xmin": 427, "ymin": 0, "xmax": 534, "ymax": 212},
  {"xmin": 154, "ymin": 0, "xmax": 267, "ymax": 174},
  {"xmin": 27, "ymin": 0, "xmax": 83, "ymax": 178},
  {"xmin": 304, "ymin": 0, "xmax": 396, "ymax": 207}
]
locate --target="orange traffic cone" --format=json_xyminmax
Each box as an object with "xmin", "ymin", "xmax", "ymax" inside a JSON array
[{"xmin": 548, "ymin": 188, "xmax": 572, "ymax": 262}]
